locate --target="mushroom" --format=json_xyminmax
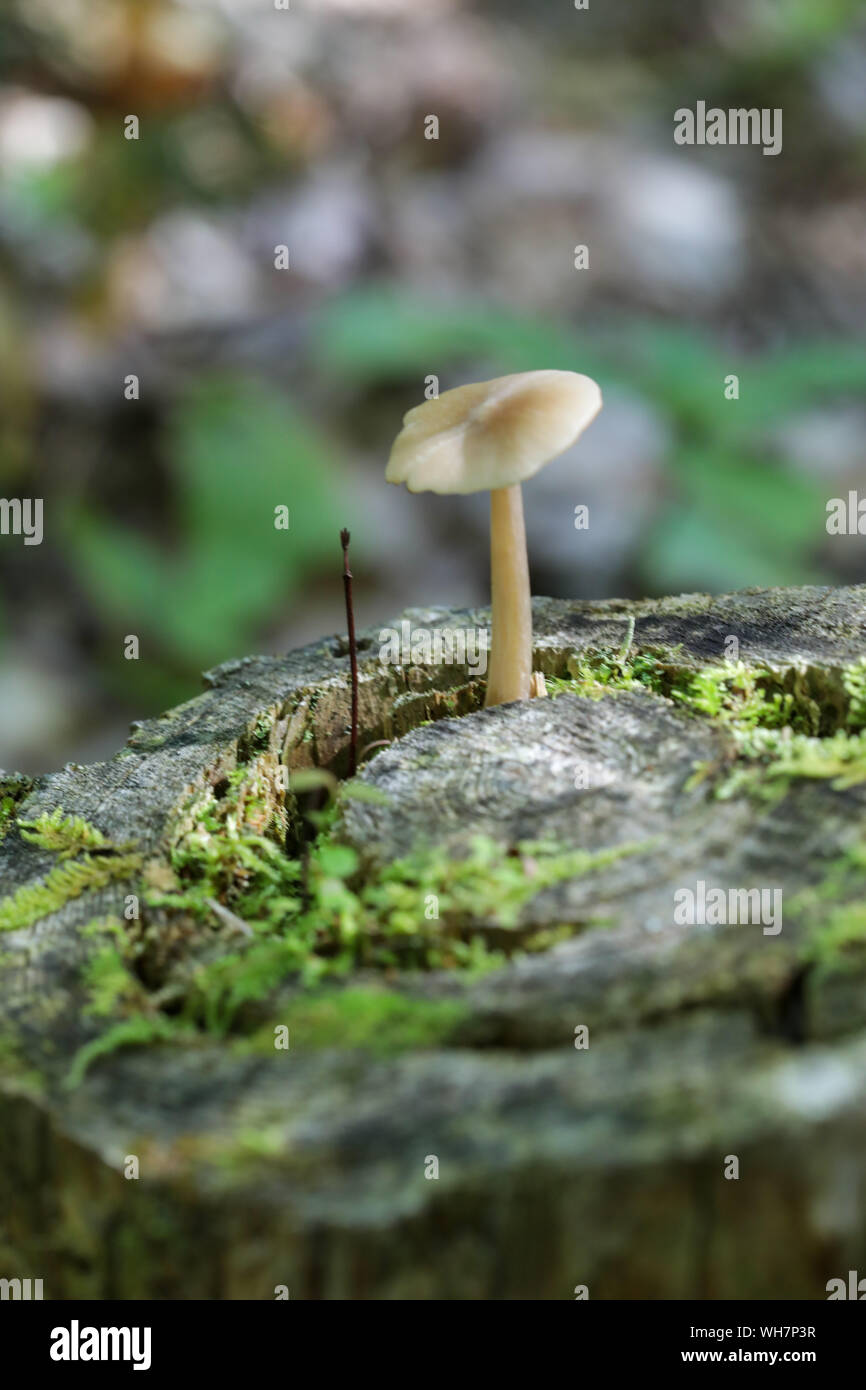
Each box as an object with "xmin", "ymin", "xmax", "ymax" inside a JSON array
[{"xmin": 386, "ymin": 369, "xmax": 602, "ymax": 707}]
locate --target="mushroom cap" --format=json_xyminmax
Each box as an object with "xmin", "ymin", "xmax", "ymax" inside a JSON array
[{"xmin": 385, "ymin": 369, "xmax": 602, "ymax": 495}]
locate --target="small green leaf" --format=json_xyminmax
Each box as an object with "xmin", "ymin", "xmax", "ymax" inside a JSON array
[{"xmin": 314, "ymin": 843, "xmax": 359, "ymax": 879}]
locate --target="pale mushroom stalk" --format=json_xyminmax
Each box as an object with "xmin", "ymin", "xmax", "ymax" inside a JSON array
[
  {"xmin": 385, "ymin": 369, "xmax": 602, "ymax": 707},
  {"xmin": 486, "ymin": 484, "xmax": 532, "ymax": 706}
]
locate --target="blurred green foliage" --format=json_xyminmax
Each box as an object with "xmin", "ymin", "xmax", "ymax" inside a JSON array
[
  {"xmin": 5, "ymin": 283, "xmax": 865, "ymax": 711},
  {"xmin": 64, "ymin": 377, "xmax": 344, "ymax": 694},
  {"xmin": 317, "ymin": 287, "xmax": 866, "ymax": 592},
  {"xmin": 1, "ymin": 0, "xmax": 864, "ymax": 771}
]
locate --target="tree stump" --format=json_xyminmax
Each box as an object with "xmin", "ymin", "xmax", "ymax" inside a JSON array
[{"xmin": 2, "ymin": 584, "xmax": 866, "ymax": 1299}]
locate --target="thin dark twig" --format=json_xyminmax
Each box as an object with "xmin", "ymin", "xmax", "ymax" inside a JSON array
[{"xmin": 340, "ymin": 527, "xmax": 359, "ymax": 777}]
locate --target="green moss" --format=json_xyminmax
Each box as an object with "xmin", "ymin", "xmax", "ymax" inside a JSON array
[
  {"xmin": 37, "ymin": 633, "xmax": 866, "ymax": 1092},
  {"xmin": 244, "ymin": 709, "xmax": 276, "ymax": 757},
  {"xmin": 843, "ymin": 657, "xmax": 866, "ymax": 729},
  {"xmin": 550, "ymin": 650, "xmax": 797, "ymax": 730},
  {"xmin": 234, "ymin": 987, "xmax": 468, "ymax": 1056},
  {"xmin": 82, "ymin": 942, "xmax": 149, "ymax": 1019},
  {"xmin": 64, "ymin": 1015, "xmax": 195, "ymax": 1090},
  {"xmin": 0, "ymin": 852, "xmax": 143, "ymax": 934},
  {"xmin": 355, "ymin": 835, "xmax": 650, "ymax": 962},
  {"xmin": 550, "ymin": 646, "xmax": 866, "ymax": 798},
  {"xmin": 674, "ymin": 662, "xmax": 797, "ymax": 731},
  {"xmin": 218, "ymin": 1127, "xmax": 287, "ymax": 1165},
  {"xmin": 807, "ymin": 901, "xmax": 866, "ymax": 967},
  {"xmin": 165, "ymin": 833, "xmax": 652, "ymax": 1037},
  {"xmin": 145, "ymin": 758, "xmax": 293, "ymax": 926},
  {"xmin": 80, "ymin": 914, "xmax": 129, "ymax": 944},
  {"xmin": 0, "ymin": 776, "xmax": 34, "ymax": 844},
  {"xmin": 68, "ymin": 986, "xmax": 466, "ymax": 1085},
  {"xmin": 62, "ymin": 647, "xmax": 866, "ymax": 1078},
  {"xmin": 18, "ymin": 806, "xmax": 116, "ymax": 858},
  {"xmin": 789, "ymin": 839, "xmax": 866, "ymax": 971},
  {"xmin": 717, "ymin": 727, "xmax": 866, "ymax": 800},
  {"xmin": 547, "ymin": 646, "xmax": 671, "ymax": 702},
  {"xmin": 0, "ymin": 802, "xmax": 141, "ymax": 935},
  {"xmin": 64, "ymin": 750, "xmax": 653, "ymax": 1079},
  {"xmin": 158, "ymin": 763, "xmax": 652, "ymax": 975},
  {"xmin": 76, "ymin": 915, "xmax": 150, "ymax": 1021},
  {"xmin": 0, "ymin": 1032, "xmax": 46, "ymax": 1094},
  {"xmin": 521, "ymin": 922, "xmax": 590, "ymax": 951},
  {"xmin": 0, "ymin": 799, "xmax": 15, "ymax": 844}
]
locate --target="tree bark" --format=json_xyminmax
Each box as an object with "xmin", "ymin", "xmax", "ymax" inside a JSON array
[{"xmin": 2, "ymin": 584, "xmax": 866, "ymax": 1299}]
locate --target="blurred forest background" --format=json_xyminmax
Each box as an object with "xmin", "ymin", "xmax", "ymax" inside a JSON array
[{"xmin": 1, "ymin": 0, "xmax": 865, "ymax": 772}]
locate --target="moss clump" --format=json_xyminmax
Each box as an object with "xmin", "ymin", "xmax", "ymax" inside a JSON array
[
  {"xmin": 549, "ymin": 646, "xmax": 866, "ymax": 798},
  {"xmin": 150, "ymin": 754, "xmax": 653, "ymax": 978},
  {"xmin": 354, "ymin": 835, "xmax": 648, "ymax": 962},
  {"xmin": 673, "ymin": 662, "xmax": 797, "ymax": 731},
  {"xmin": 717, "ymin": 727, "xmax": 866, "ymax": 800},
  {"xmin": 0, "ymin": 775, "xmax": 34, "ymax": 844},
  {"xmin": 550, "ymin": 650, "xmax": 799, "ymax": 731},
  {"xmin": 843, "ymin": 657, "xmax": 866, "ymax": 728},
  {"xmin": 145, "ymin": 759, "xmax": 294, "ymax": 927},
  {"xmin": 18, "ymin": 806, "xmax": 118, "ymax": 858},
  {"xmin": 547, "ymin": 646, "xmax": 670, "ymax": 703},
  {"xmin": 788, "ymin": 839, "xmax": 866, "ymax": 972},
  {"xmin": 0, "ymin": 805, "xmax": 141, "ymax": 933},
  {"xmin": 0, "ymin": 851, "xmax": 143, "ymax": 934},
  {"xmin": 153, "ymin": 830, "xmax": 651, "ymax": 1037},
  {"xmin": 0, "ymin": 1032, "xmax": 46, "ymax": 1094},
  {"xmin": 0, "ymin": 798, "xmax": 16, "ymax": 844},
  {"xmin": 64, "ymin": 753, "xmax": 652, "ymax": 1079},
  {"xmin": 64, "ymin": 1015, "xmax": 195, "ymax": 1091},
  {"xmin": 233, "ymin": 987, "xmax": 468, "ymax": 1056},
  {"xmin": 82, "ymin": 944, "xmax": 150, "ymax": 1019},
  {"xmin": 807, "ymin": 900, "xmax": 866, "ymax": 968}
]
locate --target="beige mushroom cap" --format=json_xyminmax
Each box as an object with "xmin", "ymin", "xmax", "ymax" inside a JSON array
[{"xmin": 386, "ymin": 369, "xmax": 602, "ymax": 495}]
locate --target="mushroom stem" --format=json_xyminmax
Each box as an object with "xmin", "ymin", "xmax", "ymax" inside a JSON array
[{"xmin": 485, "ymin": 484, "xmax": 533, "ymax": 707}]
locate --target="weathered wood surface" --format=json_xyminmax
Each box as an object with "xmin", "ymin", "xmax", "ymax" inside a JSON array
[{"xmin": 2, "ymin": 585, "xmax": 866, "ymax": 1299}]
